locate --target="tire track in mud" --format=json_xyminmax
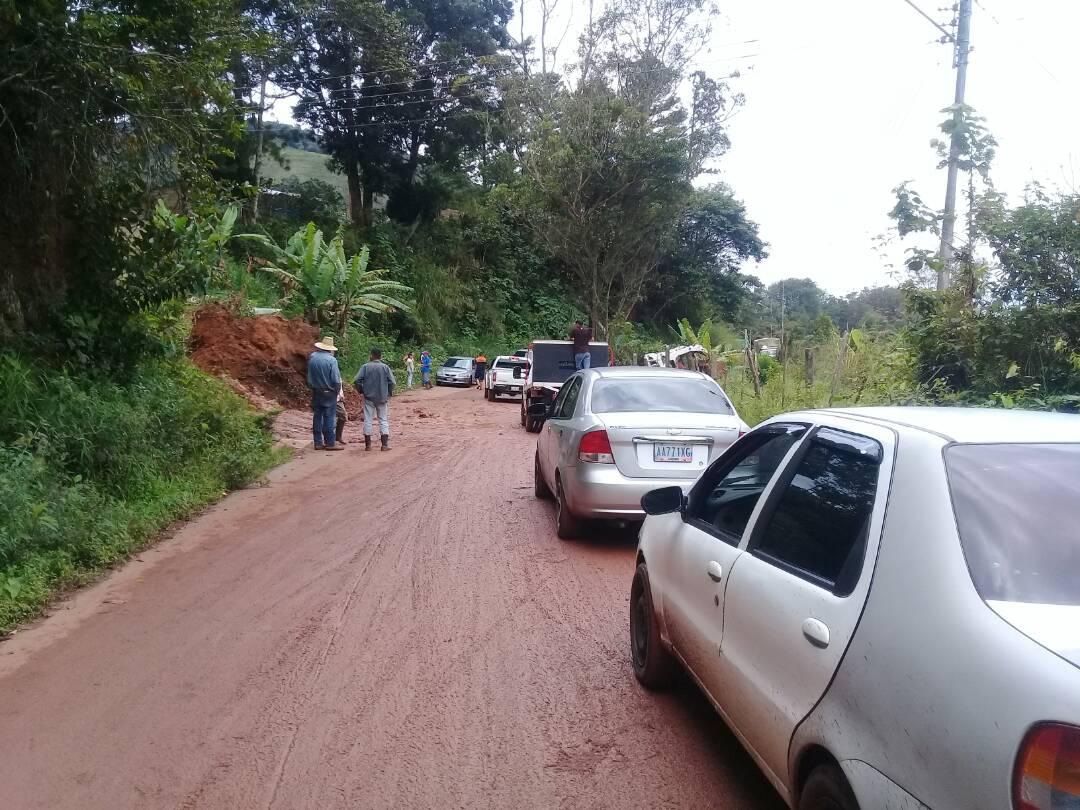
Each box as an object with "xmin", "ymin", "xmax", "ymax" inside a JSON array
[{"xmin": 0, "ymin": 387, "xmax": 783, "ymax": 810}]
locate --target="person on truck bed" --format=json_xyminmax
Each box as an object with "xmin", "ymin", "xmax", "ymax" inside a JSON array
[{"xmin": 570, "ymin": 320, "xmax": 593, "ymax": 370}]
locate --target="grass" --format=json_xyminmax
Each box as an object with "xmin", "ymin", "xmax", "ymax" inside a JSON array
[
  {"xmin": 260, "ymin": 146, "xmax": 350, "ymax": 203},
  {"xmin": 722, "ymin": 337, "xmax": 921, "ymax": 427},
  {"xmin": 0, "ymin": 353, "xmax": 284, "ymax": 631}
]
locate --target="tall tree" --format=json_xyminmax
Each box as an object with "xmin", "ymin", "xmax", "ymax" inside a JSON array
[
  {"xmin": 638, "ymin": 186, "xmax": 766, "ymax": 326},
  {"xmin": 0, "ymin": 0, "xmax": 254, "ymax": 337},
  {"xmin": 522, "ymin": 0, "xmax": 742, "ymax": 334},
  {"xmin": 275, "ymin": 0, "xmax": 513, "ymax": 230},
  {"xmin": 521, "ymin": 83, "xmax": 692, "ymax": 334}
]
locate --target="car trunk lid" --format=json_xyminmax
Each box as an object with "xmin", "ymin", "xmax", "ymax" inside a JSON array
[
  {"xmin": 986, "ymin": 601, "xmax": 1080, "ymax": 669},
  {"xmin": 598, "ymin": 411, "xmax": 741, "ymax": 479}
]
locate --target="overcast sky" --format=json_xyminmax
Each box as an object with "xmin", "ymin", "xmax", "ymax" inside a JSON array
[
  {"xmin": 271, "ymin": 0, "xmax": 1080, "ymax": 295},
  {"xmin": 516, "ymin": 0, "xmax": 1080, "ymax": 294}
]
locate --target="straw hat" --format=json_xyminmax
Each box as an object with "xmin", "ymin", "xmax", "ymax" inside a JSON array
[{"xmin": 314, "ymin": 336, "xmax": 337, "ymax": 352}]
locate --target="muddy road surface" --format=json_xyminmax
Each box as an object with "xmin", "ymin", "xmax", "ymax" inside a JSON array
[{"xmin": 0, "ymin": 385, "xmax": 783, "ymax": 810}]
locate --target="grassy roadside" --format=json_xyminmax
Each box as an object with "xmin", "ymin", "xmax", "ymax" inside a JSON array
[{"xmin": 0, "ymin": 354, "xmax": 286, "ymax": 632}]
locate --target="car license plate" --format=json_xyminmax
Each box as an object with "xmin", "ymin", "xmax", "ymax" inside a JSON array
[{"xmin": 654, "ymin": 443, "xmax": 693, "ymax": 463}]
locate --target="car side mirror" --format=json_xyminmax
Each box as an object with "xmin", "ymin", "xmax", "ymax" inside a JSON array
[
  {"xmin": 527, "ymin": 402, "xmax": 549, "ymax": 418},
  {"xmin": 641, "ymin": 486, "xmax": 685, "ymax": 516}
]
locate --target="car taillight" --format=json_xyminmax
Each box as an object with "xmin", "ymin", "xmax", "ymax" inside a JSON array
[
  {"xmin": 1015, "ymin": 723, "xmax": 1080, "ymax": 809},
  {"xmin": 579, "ymin": 430, "xmax": 614, "ymax": 464}
]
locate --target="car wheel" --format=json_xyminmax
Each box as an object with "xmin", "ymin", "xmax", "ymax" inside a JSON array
[
  {"xmin": 534, "ymin": 452, "xmax": 550, "ymax": 499},
  {"xmin": 554, "ymin": 476, "xmax": 582, "ymax": 540},
  {"xmin": 630, "ymin": 563, "xmax": 675, "ymax": 689},
  {"xmin": 525, "ymin": 415, "xmax": 539, "ymax": 433},
  {"xmin": 799, "ymin": 763, "xmax": 859, "ymax": 810},
  {"xmin": 520, "ymin": 403, "xmax": 527, "ymax": 427}
]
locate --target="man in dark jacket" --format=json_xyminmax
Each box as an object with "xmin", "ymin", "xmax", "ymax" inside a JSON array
[
  {"xmin": 570, "ymin": 319, "xmax": 593, "ymax": 370},
  {"xmin": 353, "ymin": 347, "xmax": 397, "ymax": 451},
  {"xmin": 307, "ymin": 336, "xmax": 344, "ymax": 451}
]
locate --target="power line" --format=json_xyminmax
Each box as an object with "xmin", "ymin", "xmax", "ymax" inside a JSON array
[{"xmin": 898, "ymin": 0, "xmax": 956, "ymax": 42}]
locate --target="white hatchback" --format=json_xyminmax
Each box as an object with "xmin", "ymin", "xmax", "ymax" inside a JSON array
[{"xmin": 631, "ymin": 407, "xmax": 1080, "ymax": 810}]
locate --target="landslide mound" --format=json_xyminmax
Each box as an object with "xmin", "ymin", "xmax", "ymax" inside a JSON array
[{"xmin": 189, "ymin": 305, "xmax": 317, "ymax": 409}]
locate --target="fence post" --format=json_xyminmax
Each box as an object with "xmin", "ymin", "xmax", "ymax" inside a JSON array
[{"xmin": 828, "ymin": 332, "xmax": 849, "ymax": 407}]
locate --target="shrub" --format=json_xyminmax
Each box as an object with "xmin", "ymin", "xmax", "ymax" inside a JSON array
[{"xmin": 0, "ymin": 353, "xmax": 281, "ymax": 630}]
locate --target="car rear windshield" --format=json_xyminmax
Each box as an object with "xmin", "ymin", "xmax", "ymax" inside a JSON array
[
  {"xmin": 494, "ymin": 359, "xmax": 527, "ymax": 369},
  {"xmin": 591, "ymin": 378, "xmax": 735, "ymax": 415},
  {"xmin": 946, "ymin": 443, "xmax": 1080, "ymax": 606},
  {"xmin": 442, "ymin": 358, "xmax": 469, "ymax": 368},
  {"xmin": 529, "ymin": 344, "xmax": 607, "ymax": 382}
]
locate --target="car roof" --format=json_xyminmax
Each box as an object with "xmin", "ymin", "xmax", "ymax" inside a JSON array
[
  {"xmin": 583, "ymin": 366, "xmax": 717, "ymax": 382},
  {"xmin": 530, "ymin": 340, "xmax": 608, "ymax": 345},
  {"xmin": 795, "ymin": 406, "xmax": 1080, "ymax": 444}
]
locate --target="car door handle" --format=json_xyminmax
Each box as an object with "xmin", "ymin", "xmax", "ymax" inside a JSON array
[
  {"xmin": 706, "ymin": 561, "xmax": 723, "ymax": 582},
  {"xmin": 802, "ymin": 618, "xmax": 830, "ymax": 649}
]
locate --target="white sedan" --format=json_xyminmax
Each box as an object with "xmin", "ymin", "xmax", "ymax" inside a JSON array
[
  {"xmin": 532, "ymin": 367, "xmax": 747, "ymax": 538},
  {"xmin": 631, "ymin": 407, "xmax": 1080, "ymax": 810}
]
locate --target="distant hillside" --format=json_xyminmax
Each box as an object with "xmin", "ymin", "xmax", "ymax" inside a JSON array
[{"xmin": 260, "ymin": 146, "xmax": 349, "ymax": 202}]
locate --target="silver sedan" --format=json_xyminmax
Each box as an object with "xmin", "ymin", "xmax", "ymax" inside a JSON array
[
  {"xmin": 531, "ymin": 367, "xmax": 747, "ymax": 538},
  {"xmin": 631, "ymin": 406, "xmax": 1080, "ymax": 809}
]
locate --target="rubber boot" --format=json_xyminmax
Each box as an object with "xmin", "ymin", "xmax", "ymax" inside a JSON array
[
  {"xmin": 380, "ymin": 434, "xmax": 390, "ymax": 452},
  {"xmin": 364, "ymin": 435, "xmax": 372, "ymax": 452}
]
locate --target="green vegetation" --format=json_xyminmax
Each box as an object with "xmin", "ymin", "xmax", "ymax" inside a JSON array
[
  {"xmin": 261, "ymin": 147, "xmax": 351, "ymax": 204},
  {"xmin": 3, "ymin": 0, "xmax": 1080, "ymax": 628},
  {"xmin": 0, "ymin": 354, "xmax": 282, "ymax": 629}
]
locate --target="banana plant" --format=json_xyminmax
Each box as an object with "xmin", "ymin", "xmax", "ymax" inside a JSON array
[
  {"xmin": 241, "ymin": 224, "xmax": 410, "ymax": 336},
  {"xmin": 323, "ymin": 243, "xmax": 411, "ymax": 338}
]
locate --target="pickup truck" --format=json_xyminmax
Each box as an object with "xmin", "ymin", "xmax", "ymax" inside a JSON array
[
  {"xmin": 484, "ymin": 356, "xmax": 529, "ymax": 401},
  {"xmin": 520, "ymin": 340, "xmax": 611, "ymax": 433}
]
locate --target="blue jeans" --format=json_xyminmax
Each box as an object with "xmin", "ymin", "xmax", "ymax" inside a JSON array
[
  {"xmin": 575, "ymin": 351, "xmax": 591, "ymax": 370},
  {"xmin": 311, "ymin": 391, "xmax": 337, "ymax": 447}
]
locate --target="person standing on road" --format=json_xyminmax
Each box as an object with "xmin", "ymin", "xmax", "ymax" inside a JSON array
[
  {"xmin": 354, "ymin": 347, "xmax": 397, "ymax": 451},
  {"xmin": 405, "ymin": 352, "xmax": 415, "ymax": 389},
  {"xmin": 474, "ymin": 352, "xmax": 487, "ymax": 391},
  {"xmin": 307, "ymin": 336, "xmax": 344, "ymax": 451},
  {"xmin": 570, "ymin": 319, "xmax": 593, "ymax": 370},
  {"xmin": 420, "ymin": 350, "xmax": 433, "ymax": 389},
  {"xmin": 335, "ymin": 383, "xmax": 348, "ymax": 445}
]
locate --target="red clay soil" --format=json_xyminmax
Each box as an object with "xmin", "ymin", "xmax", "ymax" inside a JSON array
[{"xmin": 189, "ymin": 304, "xmax": 361, "ymax": 414}]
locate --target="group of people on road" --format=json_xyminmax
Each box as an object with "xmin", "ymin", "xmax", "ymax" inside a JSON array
[
  {"xmin": 402, "ymin": 350, "xmax": 434, "ymax": 390},
  {"xmin": 308, "ymin": 319, "xmax": 593, "ymax": 450},
  {"xmin": 307, "ymin": 337, "xmax": 397, "ymax": 452}
]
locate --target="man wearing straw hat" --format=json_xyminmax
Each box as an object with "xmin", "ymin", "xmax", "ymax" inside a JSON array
[{"xmin": 307, "ymin": 336, "xmax": 345, "ymax": 451}]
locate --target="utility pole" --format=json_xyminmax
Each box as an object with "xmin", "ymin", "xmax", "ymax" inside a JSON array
[{"xmin": 936, "ymin": 0, "xmax": 973, "ymax": 291}]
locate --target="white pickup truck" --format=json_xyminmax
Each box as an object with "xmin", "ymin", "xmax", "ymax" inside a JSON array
[{"xmin": 484, "ymin": 356, "xmax": 529, "ymax": 401}]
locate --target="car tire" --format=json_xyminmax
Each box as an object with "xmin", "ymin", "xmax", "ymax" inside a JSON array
[
  {"xmin": 799, "ymin": 763, "xmax": 860, "ymax": 810},
  {"xmin": 554, "ymin": 476, "xmax": 582, "ymax": 540},
  {"xmin": 630, "ymin": 563, "xmax": 676, "ymax": 689},
  {"xmin": 520, "ymin": 403, "xmax": 527, "ymax": 427},
  {"xmin": 534, "ymin": 452, "xmax": 550, "ymax": 499},
  {"xmin": 525, "ymin": 415, "xmax": 539, "ymax": 433}
]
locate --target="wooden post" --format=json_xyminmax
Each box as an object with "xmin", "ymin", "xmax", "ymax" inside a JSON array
[
  {"xmin": 804, "ymin": 347, "xmax": 815, "ymax": 386},
  {"xmin": 828, "ymin": 332, "xmax": 849, "ymax": 407},
  {"xmin": 745, "ymin": 346, "xmax": 762, "ymax": 397}
]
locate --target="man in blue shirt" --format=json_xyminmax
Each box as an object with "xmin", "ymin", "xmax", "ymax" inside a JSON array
[
  {"xmin": 420, "ymin": 350, "xmax": 433, "ymax": 389},
  {"xmin": 307, "ymin": 336, "xmax": 343, "ymax": 451}
]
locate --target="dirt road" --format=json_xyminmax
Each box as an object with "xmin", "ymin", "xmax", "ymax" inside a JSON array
[{"xmin": 0, "ymin": 385, "xmax": 783, "ymax": 810}]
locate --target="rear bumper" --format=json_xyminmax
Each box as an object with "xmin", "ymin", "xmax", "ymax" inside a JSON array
[
  {"xmin": 491, "ymin": 384, "xmax": 523, "ymax": 397},
  {"xmin": 562, "ymin": 463, "xmax": 696, "ymax": 519},
  {"xmin": 436, "ymin": 376, "xmax": 471, "ymax": 386}
]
